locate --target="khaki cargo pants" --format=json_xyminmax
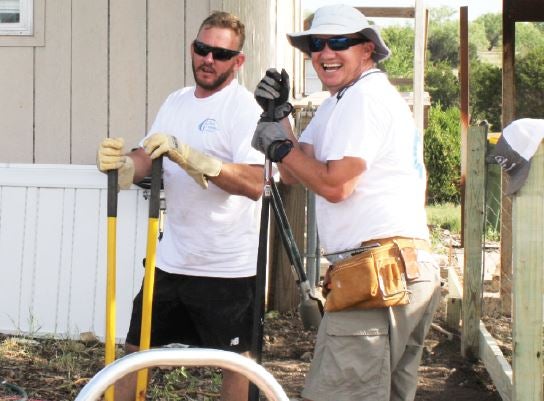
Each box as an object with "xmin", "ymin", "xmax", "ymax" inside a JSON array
[{"xmin": 301, "ymin": 249, "xmax": 441, "ymax": 401}]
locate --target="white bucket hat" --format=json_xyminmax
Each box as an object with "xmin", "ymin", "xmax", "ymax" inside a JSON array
[{"xmin": 287, "ymin": 4, "xmax": 391, "ymax": 62}]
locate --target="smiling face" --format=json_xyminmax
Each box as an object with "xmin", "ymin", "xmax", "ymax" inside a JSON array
[
  {"xmin": 310, "ymin": 34, "xmax": 376, "ymax": 95},
  {"xmin": 191, "ymin": 26, "xmax": 245, "ymax": 98}
]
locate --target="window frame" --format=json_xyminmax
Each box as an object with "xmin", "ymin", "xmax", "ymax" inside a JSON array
[{"xmin": 0, "ymin": 0, "xmax": 33, "ymax": 36}]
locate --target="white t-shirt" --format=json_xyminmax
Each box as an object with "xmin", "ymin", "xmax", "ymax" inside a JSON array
[
  {"xmin": 299, "ymin": 70, "xmax": 429, "ymax": 254},
  {"xmin": 143, "ymin": 80, "xmax": 263, "ymax": 277}
]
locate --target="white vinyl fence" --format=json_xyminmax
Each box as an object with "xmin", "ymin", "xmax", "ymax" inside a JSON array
[{"xmin": 0, "ymin": 164, "xmax": 149, "ymax": 342}]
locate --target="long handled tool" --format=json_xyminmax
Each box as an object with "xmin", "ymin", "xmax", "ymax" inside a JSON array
[
  {"xmin": 269, "ymin": 180, "xmax": 323, "ymax": 330},
  {"xmin": 135, "ymin": 157, "xmax": 163, "ymax": 401},
  {"xmin": 249, "ymin": 157, "xmax": 273, "ymax": 401},
  {"xmin": 105, "ymin": 169, "xmax": 118, "ymax": 401}
]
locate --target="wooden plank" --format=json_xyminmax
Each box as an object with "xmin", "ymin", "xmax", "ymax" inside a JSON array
[
  {"xmin": 412, "ymin": 0, "xmax": 425, "ymax": 135},
  {"xmin": 446, "ymin": 265, "xmax": 463, "ymax": 330},
  {"xmin": 500, "ymin": 12, "xmax": 515, "ymax": 317},
  {"xmin": 0, "ymin": 48, "xmax": 33, "ymax": 163},
  {"xmin": 459, "ymin": 6, "xmax": 469, "ymax": 247},
  {"xmin": 508, "ymin": 0, "xmax": 544, "ymax": 21},
  {"xmin": 109, "ymin": 0, "xmax": 147, "ymax": 146},
  {"xmin": 147, "ymin": 0, "xmax": 185, "ymax": 131},
  {"xmin": 479, "ymin": 321, "xmax": 513, "ymax": 401},
  {"xmin": 356, "ymin": 7, "xmax": 415, "ymax": 19},
  {"xmin": 71, "ymin": 0, "xmax": 108, "ymax": 164},
  {"xmin": 461, "ymin": 125, "xmax": 486, "ymax": 359},
  {"xmin": 34, "ymin": 0, "xmax": 71, "ymax": 164},
  {"xmin": 512, "ymin": 144, "xmax": 544, "ymax": 401}
]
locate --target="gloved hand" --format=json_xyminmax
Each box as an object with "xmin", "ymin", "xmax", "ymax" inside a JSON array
[
  {"xmin": 251, "ymin": 121, "xmax": 293, "ymax": 162},
  {"xmin": 143, "ymin": 133, "xmax": 222, "ymax": 189},
  {"xmin": 96, "ymin": 137, "xmax": 135, "ymax": 190},
  {"xmin": 255, "ymin": 68, "xmax": 293, "ymax": 121}
]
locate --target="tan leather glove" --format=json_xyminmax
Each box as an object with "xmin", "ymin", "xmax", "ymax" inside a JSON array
[
  {"xmin": 96, "ymin": 137, "xmax": 135, "ymax": 190},
  {"xmin": 143, "ymin": 133, "xmax": 222, "ymax": 189}
]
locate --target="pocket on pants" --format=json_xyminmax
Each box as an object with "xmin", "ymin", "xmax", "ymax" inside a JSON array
[{"xmin": 317, "ymin": 311, "xmax": 390, "ymax": 399}]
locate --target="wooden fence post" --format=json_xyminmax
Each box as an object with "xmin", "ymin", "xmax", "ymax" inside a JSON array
[
  {"xmin": 512, "ymin": 143, "xmax": 544, "ymax": 401},
  {"xmin": 461, "ymin": 125, "xmax": 486, "ymax": 358}
]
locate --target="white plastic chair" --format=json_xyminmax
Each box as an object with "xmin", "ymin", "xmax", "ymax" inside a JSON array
[{"xmin": 74, "ymin": 348, "xmax": 290, "ymax": 401}]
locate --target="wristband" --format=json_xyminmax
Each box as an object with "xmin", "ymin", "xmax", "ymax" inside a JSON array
[{"xmin": 268, "ymin": 140, "xmax": 294, "ymax": 162}]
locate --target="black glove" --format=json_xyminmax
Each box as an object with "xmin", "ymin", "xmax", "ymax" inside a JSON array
[
  {"xmin": 251, "ymin": 121, "xmax": 294, "ymax": 162},
  {"xmin": 255, "ymin": 68, "xmax": 293, "ymax": 121}
]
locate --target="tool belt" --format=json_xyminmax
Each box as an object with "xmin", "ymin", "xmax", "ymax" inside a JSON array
[{"xmin": 324, "ymin": 237, "xmax": 431, "ymax": 312}]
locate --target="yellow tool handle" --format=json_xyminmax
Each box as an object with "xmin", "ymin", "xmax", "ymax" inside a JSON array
[
  {"xmin": 105, "ymin": 169, "xmax": 118, "ymax": 401},
  {"xmin": 135, "ymin": 157, "xmax": 162, "ymax": 401}
]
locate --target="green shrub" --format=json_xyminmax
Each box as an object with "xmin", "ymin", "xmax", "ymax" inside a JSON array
[
  {"xmin": 516, "ymin": 47, "xmax": 544, "ymax": 119},
  {"xmin": 470, "ymin": 60, "xmax": 502, "ymax": 130},
  {"xmin": 426, "ymin": 61, "xmax": 459, "ymax": 109},
  {"xmin": 424, "ymin": 105, "xmax": 461, "ymax": 204}
]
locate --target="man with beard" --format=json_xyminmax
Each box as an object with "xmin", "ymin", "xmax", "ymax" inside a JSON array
[{"xmin": 96, "ymin": 11, "xmax": 268, "ymax": 401}]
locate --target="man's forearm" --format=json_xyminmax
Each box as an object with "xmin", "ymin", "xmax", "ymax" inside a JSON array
[
  {"xmin": 208, "ymin": 163, "xmax": 264, "ymax": 201},
  {"xmin": 129, "ymin": 147, "xmax": 153, "ymax": 183}
]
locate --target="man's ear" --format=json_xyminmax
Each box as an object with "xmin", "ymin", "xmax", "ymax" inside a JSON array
[
  {"xmin": 233, "ymin": 52, "xmax": 246, "ymax": 72},
  {"xmin": 363, "ymin": 41, "xmax": 375, "ymax": 58}
]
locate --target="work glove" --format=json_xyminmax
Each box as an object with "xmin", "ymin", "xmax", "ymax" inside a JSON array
[
  {"xmin": 255, "ymin": 68, "xmax": 293, "ymax": 121},
  {"xmin": 251, "ymin": 121, "xmax": 293, "ymax": 162},
  {"xmin": 143, "ymin": 133, "xmax": 222, "ymax": 189},
  {"xmin": 96, "ymin": 137, "xmax": 135, "ymax": 190}
]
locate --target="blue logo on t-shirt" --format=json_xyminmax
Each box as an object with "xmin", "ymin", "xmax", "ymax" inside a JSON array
[{"xmin": 199, "ymin": 118, "xmax": 218, "ymax": 134}]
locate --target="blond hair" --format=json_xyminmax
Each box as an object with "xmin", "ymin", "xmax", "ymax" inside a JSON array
[{"xmin": 198, "ymin": 11, "xmax": 245, "ymax": 50}]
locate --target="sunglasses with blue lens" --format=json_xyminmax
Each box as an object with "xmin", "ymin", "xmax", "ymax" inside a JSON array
[
  {"xmin": 192, "ymin": 40, "xmax": 241, "ymax": 61},
  {"xmin": 308, "ymin": 36, "xmax": 368, "ymax": 53}
]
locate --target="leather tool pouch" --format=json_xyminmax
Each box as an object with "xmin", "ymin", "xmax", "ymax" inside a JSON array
[{"xmin": 324, "ymin": 241, "xmax": 420, "ymax": 312}]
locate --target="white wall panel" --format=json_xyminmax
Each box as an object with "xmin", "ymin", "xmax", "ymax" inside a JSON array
[{"xmin": 0, "ymin": 165, "xmax": 148, "ymax": 342}]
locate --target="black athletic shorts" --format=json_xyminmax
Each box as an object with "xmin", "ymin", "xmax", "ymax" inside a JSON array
[{"xmin": 126, "ymin": 267, "xmax": 256, "ymax": 353}]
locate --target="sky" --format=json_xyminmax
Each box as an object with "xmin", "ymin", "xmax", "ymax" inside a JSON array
[{"xmin": 304, "ymin": 0, "xmax": 502, "ymax": 22}]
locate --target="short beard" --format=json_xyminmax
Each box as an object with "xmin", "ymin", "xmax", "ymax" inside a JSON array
[{"xmin": 192, "ymin": 62, "xmax": 234, "ymax": 91}]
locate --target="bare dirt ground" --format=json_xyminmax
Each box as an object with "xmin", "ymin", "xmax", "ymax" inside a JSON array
[
  {"xmin": 0, "ymin": 305, "xmax": 507, "ymax": 401},
  {"xmin": 0, "ymin": 233, "xmax": 511, "ymax": 401}
]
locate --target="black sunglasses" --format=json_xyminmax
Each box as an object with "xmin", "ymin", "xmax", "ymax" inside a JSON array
[
  {"xmin": 192, "ymin": 40, "xmax": 240, "ymax": 61},
  {"xmin": 308, "ymin": 36, "xmax": 368, "ymax": 53}
]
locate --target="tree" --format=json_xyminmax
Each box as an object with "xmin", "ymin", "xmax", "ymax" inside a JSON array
[
  {"xmin": 470, "ymin": 61, "xmax": 502, "ymax": 130},
  {"xmin": 380, "ymin": 26, "xmax": 414, "ymax": 79},
  {"xmin": 516, "ymin": 48, "xmax": 544, "ymax": 119},
  {"xmin": 516, "ymin": 22, "xmax": 544, "ymax": 56},
  {"xmin": 424, "ymin": 105, "xmax": 461, "ymax": 204},
  {"xmin": 425, "ymin": 61, "xmax": 459, "ymax": 109},
  {"xmin": 473, "ymin": 13, "xmax": 502, "ymax": 51}
]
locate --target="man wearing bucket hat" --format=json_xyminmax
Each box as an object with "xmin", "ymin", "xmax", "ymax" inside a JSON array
[{"xmin": 251, "ymin": 4, "xmax": 441, "ymax": 401}]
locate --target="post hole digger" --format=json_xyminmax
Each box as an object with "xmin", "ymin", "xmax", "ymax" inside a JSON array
[
  {"xmin": 105, "ymin": 169, "xmax": 119, "ymax": 401},
  {"xmin": 135, "ymin": 157, "xmax": 163, "ymax": 401},
  {"xmin": 104, "ymin": 157, "xmax": 162, "ymax": 401}
]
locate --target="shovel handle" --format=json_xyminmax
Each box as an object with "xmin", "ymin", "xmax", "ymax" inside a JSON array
[
  {"xmin": 135, "ymin": 157, "xmax": 163, "ymax": 401},
  {"xmin": 105, "ymin": 169, "xmax": 118, "ymax": 401}
]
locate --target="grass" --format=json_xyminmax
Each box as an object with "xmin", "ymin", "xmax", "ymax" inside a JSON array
[
  {"xmin": 426, "ymin": 202, "xmax": 461, "ymax": 234},
  {"xmin": 426, "ymin": 202, "xmax": 501, "ymax": 243}
]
